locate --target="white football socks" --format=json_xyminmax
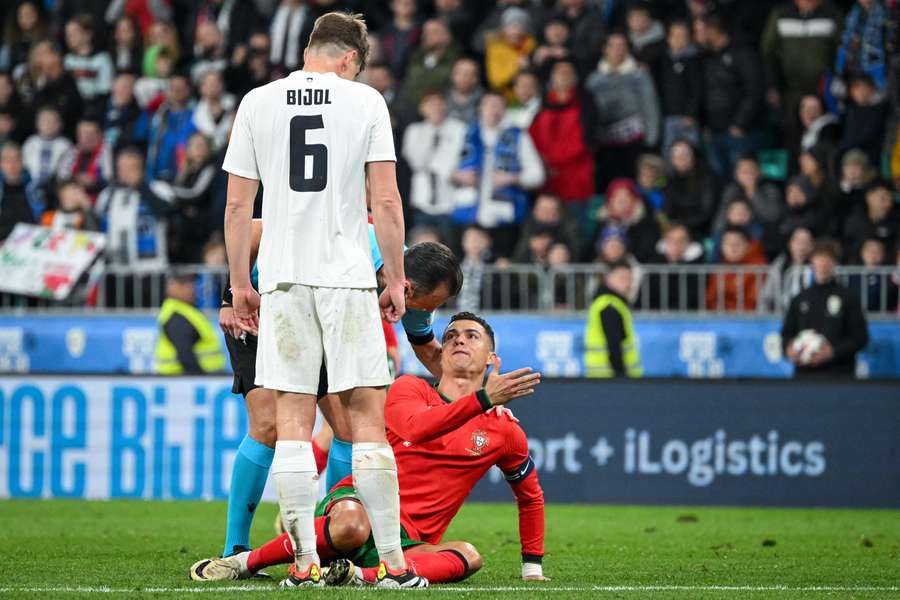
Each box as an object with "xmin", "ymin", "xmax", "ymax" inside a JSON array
[
  {"xmin": 271, "ymin": 440, "xmax": 320, "ymax": 570},
  {"xmin": 352, "ymin": 442, "xmax": 406, "ymax": 570}
]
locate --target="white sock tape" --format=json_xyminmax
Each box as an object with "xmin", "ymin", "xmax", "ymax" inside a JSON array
[{"xmin": 522, "ymin": 562, "xmax": 543, "ymax": 579}]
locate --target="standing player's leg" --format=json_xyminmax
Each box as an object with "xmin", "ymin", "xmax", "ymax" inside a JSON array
[
  {"xmin": 223, "ymin": 386, "xmax": 276, "ymax": 557},
  {"xmin": 258, "ymin": 284, "xmax": 326, "ymax": 586},
  {"xmin": 318, "ymin": 394, "xmax": 354, "ymax": 489},
  {"xmin": 318, "ymin": 286, "xmax": 420, "ymax": 586}
]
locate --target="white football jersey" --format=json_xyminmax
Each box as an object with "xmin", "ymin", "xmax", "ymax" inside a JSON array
[{"xmin": 222, "ymin": 70, "xmax": 396, "ymax": 293}]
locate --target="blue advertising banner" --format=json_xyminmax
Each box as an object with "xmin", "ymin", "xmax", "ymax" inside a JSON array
[
  {"xmin": 0, "ymin": 377, "xmax": 897, "ymax": 507},
  {"xmin": 0, "ymin": 314, "xmax": 898, "ymax": 377}
]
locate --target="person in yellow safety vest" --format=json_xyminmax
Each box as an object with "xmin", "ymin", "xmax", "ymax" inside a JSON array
[
  {"xmin": 155, "ymin": 273, "xmax": 226, "ymax": 375},
  {"xmin": 584, "ymin": 259, "xmax": 643, "ymax": 377}
]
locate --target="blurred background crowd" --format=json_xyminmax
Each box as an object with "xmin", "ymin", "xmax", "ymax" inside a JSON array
[{"xmin": 0, "ymin": 0, "xmax": 898, "ymax": 313}]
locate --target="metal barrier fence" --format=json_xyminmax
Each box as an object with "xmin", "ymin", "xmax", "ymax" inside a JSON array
[{"xmin": 1, "ymin": 263, "xmax": 897, "ymax": 316}]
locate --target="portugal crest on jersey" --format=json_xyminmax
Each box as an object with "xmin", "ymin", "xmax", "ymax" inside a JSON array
[{"xmin": 467, "ymin": 430, "xmax": 490, "ymax": 456}]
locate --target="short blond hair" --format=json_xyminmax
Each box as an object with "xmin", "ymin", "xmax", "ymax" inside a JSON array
[{"xmin": 307, "ymin": 12, "xmax": 369, "ymax": 71}]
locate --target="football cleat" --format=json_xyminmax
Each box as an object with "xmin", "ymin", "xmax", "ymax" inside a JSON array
[
  {"xmin": 324, "ymin": 558, "xmax": 367, "ymax": 587},
  {"xmin": 279, "ymin": 562, "xmax": 325, "ymax": 588},
  {"xmin": 375, "ymin": 561, "xmax": 429, "ymax": 589},
  {"xmin": 189, "ymin": 554, "xmax": 248, "ymax": 581}
]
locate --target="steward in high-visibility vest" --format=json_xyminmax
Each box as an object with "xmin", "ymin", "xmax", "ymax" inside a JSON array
[
  {"xmin": 155, "ymin": 276, "xmax": 225, "ymax": 375},
  {"xmin": 584, "ymin": 261, "xmax": 643, "ymax": 378}
]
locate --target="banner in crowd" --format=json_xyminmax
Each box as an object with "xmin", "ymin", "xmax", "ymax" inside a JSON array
[
  {"xmin": 0, "ymin": 224, "xmax": 105, "ymax": 300},
  {"xmin": 0, "ymin": 314, "xmax": 897, "ymax": 378},
  {"xmin": 0, "ymin": 377, "xmax": 896, "ymax": 507}
]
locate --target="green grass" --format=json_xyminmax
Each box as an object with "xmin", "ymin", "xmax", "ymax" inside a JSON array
[{"xmin": 0, "ymin": 500, "xmax": 898, "ymax": 599}]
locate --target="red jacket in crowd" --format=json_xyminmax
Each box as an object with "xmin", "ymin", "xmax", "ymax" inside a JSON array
[{"xmin": 529, "ymin": 89, "xmax": 594, "ymax": 203}]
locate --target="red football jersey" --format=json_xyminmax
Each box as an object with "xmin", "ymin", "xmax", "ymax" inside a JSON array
[{"xmin": 384, "ymin": 375, "xmax": 544, "ymax": 560}]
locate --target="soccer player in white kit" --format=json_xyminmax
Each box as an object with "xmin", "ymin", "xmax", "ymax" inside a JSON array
[{"xmin": 222, "ymin": 12, "xmax": 426, "ymax": 589}]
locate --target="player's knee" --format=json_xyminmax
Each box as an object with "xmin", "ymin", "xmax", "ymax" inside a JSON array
[
  {"xmin": 453, "ymin": 542, "xmax": 483, "ymax": 574},
  {"xmin": 248, "ymin": 420, "xmax": 276, "ymax": 447},
  {"xmin": 328, "ymin": 511, "xmax": 371, "ymax": 550}
]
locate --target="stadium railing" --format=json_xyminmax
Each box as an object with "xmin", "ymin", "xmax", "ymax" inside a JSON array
[{"xmin": 0, "ymin": 264, "xmax": 897, "ymax": 317}]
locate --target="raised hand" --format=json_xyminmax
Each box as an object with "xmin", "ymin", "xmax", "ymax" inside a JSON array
[{"xmin": 484, "ymin": 356, "xmax": 541, "ymax": 406}]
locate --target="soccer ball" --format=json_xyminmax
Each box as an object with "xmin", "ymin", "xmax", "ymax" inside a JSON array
[{"xmin": 791, "ymin": 329, "xmax": 825, "ymax": 365}]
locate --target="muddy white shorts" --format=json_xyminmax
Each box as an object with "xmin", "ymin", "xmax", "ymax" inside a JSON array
[{"xmin": 255, "ymin": 284, "xmax": 391, "ymax": 394}]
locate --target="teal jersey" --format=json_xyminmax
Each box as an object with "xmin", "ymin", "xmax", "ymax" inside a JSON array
[{"xmin": 368, "ymin": 225, "xmax": 435, "ymax": 344}]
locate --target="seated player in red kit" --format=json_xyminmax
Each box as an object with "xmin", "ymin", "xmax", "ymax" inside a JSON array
[{"xmin": 196, "ymin": 312, "xmax": 547, "ymax": 585}]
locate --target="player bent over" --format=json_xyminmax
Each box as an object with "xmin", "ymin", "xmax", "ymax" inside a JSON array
[{"xmin": 197, "ymin": 312, "xmax": 548, "ymax": 584}]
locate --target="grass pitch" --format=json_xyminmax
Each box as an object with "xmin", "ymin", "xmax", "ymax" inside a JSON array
[{"xmin": 0, "ymin": 500, "xmax": 898, "ymax": 599}]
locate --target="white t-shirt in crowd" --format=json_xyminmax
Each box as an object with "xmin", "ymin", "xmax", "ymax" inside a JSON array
[{"xmin": 222, "ymin": 70, "xmax": 396, "ymax": 293}]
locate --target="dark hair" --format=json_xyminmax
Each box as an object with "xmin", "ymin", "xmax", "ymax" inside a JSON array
[
  {"xmin": 722, "ymin": 224, "xmax": 751, "ymax": 242},
  {"xmin": 606, "ymin": 258, "xmax": 632, "ymax": 273},
  {"xmin": 865, "ymin": 178, "xmax": 892, "ymax": 195},
  {"xmin": 811, "ymin": 238, "xmax": 841, "ymax": 262},
  {"xmin": 701, "ymin": 13, "xmax": 730, "ymax": 36},
  {"xmin": 405, "ymin": 241, "xmax": 463, "ymax": 298},
  {"xmin": 307, "ymin": 11, "xmax": 370, "ymax": 71},
  {"xmin": 446, "ymin": 311, "xmax": 495, "ymax": 350}
]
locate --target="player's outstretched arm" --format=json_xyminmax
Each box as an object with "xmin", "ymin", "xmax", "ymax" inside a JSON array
[
  {"xmin": 224, "ymin": 173, "xmax": 260, "ymax": 335},
  {"xmin": 411, "ymin": 338, "xmax": 443, "ymax": 379},
  {"xmin": 367, "ymin": 160, "xmax": 406, "ymax": 323},
  {"xmin": 484, "ymin": 356, "xmax": 542, "ymax": 406}
]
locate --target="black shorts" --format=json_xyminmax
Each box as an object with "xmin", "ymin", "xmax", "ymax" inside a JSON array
[{"xmin": 224, "ymin": 332, "xmax": 328, "ymax": 398}]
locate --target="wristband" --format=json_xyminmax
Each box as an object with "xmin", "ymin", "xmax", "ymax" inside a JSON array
[
  {"xmin": 222, "ymin": 286, "xmax": 234, "ymax": 305},
  {"xmin": 522, "ymin": 562, "xmax": 543, "ymax": 579},
  {"xmin": 475, "ymin": 389, "xmax": 492, "ymax": 411}
]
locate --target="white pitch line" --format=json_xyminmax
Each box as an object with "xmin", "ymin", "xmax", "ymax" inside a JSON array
[{"xmin": 0, "ymin": 585, "xmax": 899, "ymax": 594}]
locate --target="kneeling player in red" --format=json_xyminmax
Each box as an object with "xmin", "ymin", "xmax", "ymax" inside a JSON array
[{"xmin": 198, "ymin": 312, "xmax": 547, "ymax": 584}]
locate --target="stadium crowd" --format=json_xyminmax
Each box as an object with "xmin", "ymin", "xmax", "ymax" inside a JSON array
[{"xmin": 0, "ymin": 0, "xmax": 898, "ymax": 311}]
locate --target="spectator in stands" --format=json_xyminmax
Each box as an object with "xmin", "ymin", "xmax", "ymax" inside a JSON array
[
  {"xmin": 593, "ymin": 226, "xmax": 643, "ymax": 304},
  {"xmin": 780, "ymin": 174, "xmax": 832, "ymax": 245},
  {"xmin": 556, "ymin": 0, "xmax": 606, "ymax": 76},
  {"xmin": 142, "ymin": 20, "xmax": 181, "ymax": 77},
  {"xmin": 595, "ymin": 177, "xmax": 659, "ymax": 263},
  {"xmin": 0, "ymin": 72, "xmax": 24, "ymax": 143},
  {"xmin": 457, "ymin": 224, "xmax": 493, "ymax": 312},
  {"xmin": 782, "ymin": 239, "xmax": 869, "ymax": 379},
  {"xmin": 586, "ymin": 32, "xmax": 660, "ymax": 188},
  {"xmin": 381, "ymin": 0, "xmax": 421, "ymax": 80},
  {"xmin": 584, "ymin": 259, "xmax": 643, "ymax": 378},
  {"xmin": 224, "ymin": 32, "xmax": 273, "ymax": 99},
  {"xmin": 712, "ymin": 198, "xmax": 768, "ymax": 262},
  {"xmin": 530, "ymin": 17, "xmax": 571, "ymax": 81},
  {"xmin": 636, "ymin": 153, "xmax": 666, "ymax": 212},
  {"xmin": 190, "ymin": 22, "xmax": 228, "ymax": 86},
  {"xmin": 63, "ymin": 13, "xmax": 113, "ymax": 113},
  {"xmin": 106, "ymin": 0, "xmax": 174, "ymax": 38},
  {"xmin": 22, "ymin": 107, "xmax": 72, "ymax": 190},
  {"xmin": 626, "ymin": 1, "xmax": 666, "ymax": 72},
  {"xmin": 192, "ymin": 71, "xmax": 234, "ymax": 151},
  {"xmin": 512, "ymin": 193, "xmax": 583, "ymax": 261},
  {"xmin": 505, "ymin": 70, "xmax": 541, "ymax": 129},
  {"xmin": 40, "ymin": 178, "xmax": 99, "ymax": 231},
  {"xmin": 154, "ymin": 272, "xmax": 226, "ymax": 375},
  {"xmin": 103, "ymin": 74, "xmax": 147, "ymax": 150},
  {"xmin": 661, "ymin": 140, "xmax": 716, "ymax": 240},
  {"xmin": 762, "ymin": 226, "xmax": 815, "ymax": 310},
  {"xmin": 433, "ymin": 0, "xmax": 475, "ymax": 52},
  {"xmin": 842, "ymin": 179, "xmax": 899, "ymax": 260},
  {"xmin": 798, "ymin": 95, "xmax": 840, "ymax": 156},
  {"xmin": 848, "ymin": 237, "xmax": 899, "ymax": 311},
  {"xmin": 701, "ymin": 13, "xmax": 765, "ymax": 180},
  {"xmin": 0, "ymin": 1, "xmax": 47, "ymax": 73},
  {"xmin": 195, "ymin": 235, "xmax": 226, "ymax": 309},
  {"xmin": 836, "ymin": 0, "xmax": 888, "ymax": 89},
  {"xmin": 110, "ymin": 15, "xmax": 143, "ymax": 75},
  {"xmin": 485, "ymin": 7, "xmax": 537, "ymax": 102},
  {"xmin": 716, "ymin": 155, "xmax": 785, "ymax": 253},
  {"xmin": 798, "ymin": 144, "xmax": 831, "ymax": 198},
  {"xmin": 401, "ymin": 19, "xmax": 459, "ymax": 107},
  {"xmin": 444, "ymin": 57, "xmax": 483, "ymax": 124},
  {"xmin": 30, "ymin": 40, "xmax": 83, "ymax": 140},
  {"xmin": 146, "ymin": 73, "xmax": 196, "ymax": 182},
  {"xmin": 706, "ymin": 225, "xmax": 767, "ymax": 312},
  {"xmin": 642, "ymin": 222, "xmax": 705, "ymax": 311},
  {"xmin": 57, "ymin": 118, "xmax": 114, "ymax": 199},
  {"xmin": 451, "ymin": 92, "xmax": 545, "ymax": 258},
  {"xmin": 762, "ymin": 0, "xmax": 843, "ymax": 150},
  {"xmin": 183, "ymin": 0, "xmax": 258, "ymax": 55},
  {"xmin": 95, "ymin": 147, "xmax": 172, "ymax": 271},
  {"xmin": 159, "ymin": 133, "xmax": 218, "ymax": 263},
  {"xmin": 0, "ymin": 141, "xmax": 40, "ymax": 240},
  {"xmin": 512, "ymin": 224, "xmax": 554, "ymax": 264},
  {"xmin": 825, "ymin": 148, "xmax": 873, "ymax": 227},
  {"xmin": 839, "ymin": 74, "xmax": 889, "ymax": 167},
  {"xmin": 658, "ymin": 20, "xmax": 703, "ymax": 153},
  {"xmin": 407, "ymin": 225, "xmax": 441, "ymax": 246},
  {"xmin": 134, "ymin": 48, "xmax": 174, "ymax": 109},
  {"xmin": 529, "ymin": 59, "xmax": 595, "ymax": 211},
  {"xmin": 402, "ymin": 92, "xmax": 467, "ymax": 242}
]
